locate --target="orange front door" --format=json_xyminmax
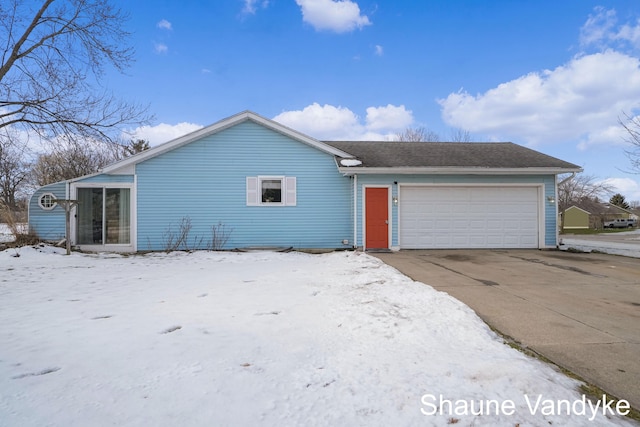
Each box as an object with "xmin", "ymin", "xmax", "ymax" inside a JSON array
[{"xmin": 365, "ymin": 187, "xmax": 389, "ymax": 249}]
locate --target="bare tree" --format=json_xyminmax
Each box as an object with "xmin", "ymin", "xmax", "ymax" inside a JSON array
[
  {"xmin": 0, "ymin": 0, "xmax": 151, "ymax": 146},
  {"xmin": 0, "ymin": 139, "xmax": 30, "ymax": 210},
  {"xmin": 557, "ymin": 173, "xmax": 614, "ymax": 213},
  {"xmin": 30, "ymin": 139, "xmax": 118, "ymax": 186},
  {"xmin": 395, "ymin": 127, "xmax": 473, "ymax": 142},
  {"xmin": 395, "ymin": 127, "xmax": 440, "ymax": 142},
  {"xmin": 448, "ymin": 128, "xmax": 472, "ymax": 142},
  {"xmin": 619, "ymin": 112, "xmax": 640, "ymax": 172}
]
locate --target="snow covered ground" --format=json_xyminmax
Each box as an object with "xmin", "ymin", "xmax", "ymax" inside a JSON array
[
  {"xmin": 0, "ymin": 246, "xmax": 634, "ymax": 426},
  {"xmin": 561, "ymin": 229, "xmax": 640, "ymax": 259},
  {"xmin": 0, "ymin": 223, "xmax": 16, "ymax": 243}
]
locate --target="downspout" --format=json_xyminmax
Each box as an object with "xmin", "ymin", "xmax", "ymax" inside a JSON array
[
  {"xmin": 353, "ymin": 174, "xmax": 358, "ymax": 250},
  {"xmin": 558, "ymin": 172, "xmax": 576, "ymax": 186},
  {"xmin": 66, "ymin": 181, "xmax": 71, "ymax": 246}
]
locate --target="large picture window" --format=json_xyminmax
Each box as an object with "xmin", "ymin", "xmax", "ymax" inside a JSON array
[{"xmin": 77, "ymin": 187, "xmax": 130, "ymax": 245}]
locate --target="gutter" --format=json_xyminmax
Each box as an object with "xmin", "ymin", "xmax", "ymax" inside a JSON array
[{"xmin": 337, "ymin": 166, "xmax": 584, "ymax": 176}]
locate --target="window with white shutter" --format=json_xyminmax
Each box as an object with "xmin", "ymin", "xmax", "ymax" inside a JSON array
[
  {"xmin": 247, "ymin": 176, "xmax": 297, "ymax": 206},
  {"xmin": 285, "ymin": 177, "xmax": 296, "ymax": 206},
  {"xmin": 246, "ymin": 177, "xmax": 258, "ymax": 206}
]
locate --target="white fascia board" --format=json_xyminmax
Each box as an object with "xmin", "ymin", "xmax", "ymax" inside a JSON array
[
  {"xmin": 66, "ymin": 170, "xmax": 107, "ymax": 183},
  {"xmin": 102, "ymin": 111, "xmax": 353, "ymax": 174},
  {"xmin": 106, "ymin": 164, "xmax": 135, "ymax": 175},
  {"xmin": 337, "ymin": 166, "xmax": 584, "ymax": 175}
]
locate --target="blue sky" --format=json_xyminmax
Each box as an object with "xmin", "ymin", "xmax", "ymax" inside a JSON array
[{"xmin": 108, "ymin": 0, "xmax": 640, "ymax": 202}]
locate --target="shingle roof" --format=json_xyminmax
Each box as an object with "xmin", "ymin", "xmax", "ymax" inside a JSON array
[
  {"xmin": 324, "ymin": 141, "xmax": 581, "ymax": 170},
  {"xmin": 572, "ymin": 199, "xmax": 633, "ymax": 215}
]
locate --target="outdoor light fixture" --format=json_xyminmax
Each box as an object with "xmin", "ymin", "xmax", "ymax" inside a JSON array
[
  {"xmin": 547, "ymin": 196, "xmax": 555, "ymax": 204},
  {"xmin": 393, "ymin": 196, "xmax": 399, "ymax": 206}
]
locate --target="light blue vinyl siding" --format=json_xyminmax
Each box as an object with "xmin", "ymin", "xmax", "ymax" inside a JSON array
[
  {"xmin": 28, "ymin": 182, "xmax": 67, "ymax": 241},
  {"xmin": 136, "ymin": 121, "xmax": 353, "ymax": 250},
  {"xmin": 355, "ymin": 174, "xmax": 558, "ymax": 248}
]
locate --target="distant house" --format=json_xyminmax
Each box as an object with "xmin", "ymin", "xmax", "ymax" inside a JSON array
[
  {"xmin": 562, "ymin": 200, "xmax": 637, "ymax": 230},
  {"xmin": 29, "ymin": 111, "xmax": 581, "ymax": 252},
  {"xmin": 561, "ymin": 205, "xmax": 591, "ymax": 230}
]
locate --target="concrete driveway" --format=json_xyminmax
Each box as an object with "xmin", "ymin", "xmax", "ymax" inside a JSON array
[{"xmin": 373, "ymin": 249, "xmax": 640, "ymax": 410}]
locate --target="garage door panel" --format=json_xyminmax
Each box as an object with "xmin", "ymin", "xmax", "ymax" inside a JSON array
[{"xmin": 400, "ymin": 186, "xmax": 539, "ymax": 249}]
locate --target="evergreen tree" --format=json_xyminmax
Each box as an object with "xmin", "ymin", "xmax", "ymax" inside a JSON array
[{"xmin": 609, "ymin": 193, "xmax": 630, "ymax": 210}]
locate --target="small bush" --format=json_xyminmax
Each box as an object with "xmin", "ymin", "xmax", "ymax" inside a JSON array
[
  {"xmin": 162, "ymin": 216, "xmax": 193, "ymax": 252},
  {"xmin": 161, "ymin": 216, "xmax": 206, "ymax": 252},
  {"xmin": 209, "ymin": 222, "xmax": 233, "ymax": 251}
]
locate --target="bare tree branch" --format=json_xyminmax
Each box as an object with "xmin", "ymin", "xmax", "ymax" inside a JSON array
[
  {"xmin": 0, "ymin": 133, "xmax": 31, "ymax": 209},
  {"xmin": 395, "ymin": 127, "xmax": 440, "ymax": 142},
  {"xmin": 557, "ymin": 173, "xmax": 615, "ymax": 213},
  {"xmin": 30, "ymin": 137, "xmax": 120, "ymax": 186},
  {"xmin": 448, "ymin": 128, "xmax": 472, "ymax": 142},
  {"xmin": 619, "ymin": 112, "xmax": 640, "ymax": 173},
  {"xmin": 0, "ymin": 0, "xmax": 152, "ymax": 145}
]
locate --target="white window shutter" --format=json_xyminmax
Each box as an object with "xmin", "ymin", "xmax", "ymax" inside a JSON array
[
  {"xmin": 246, "ymin": 177, "xmax": 258, "ymax": 205},
  {"xmin": 285, "ymin": 177, "xmax": 297, "ymax": 206}
]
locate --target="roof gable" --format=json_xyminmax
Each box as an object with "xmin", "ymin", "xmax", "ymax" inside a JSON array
[
  {"xmin": 103, "ymin": 111, "xmax": 353, "ymax": 174},
  {"xmin": 565, "ymin": 205, "xmax": 592, "ymax": 215},
  {"xmin": 326, "ymin": 141, "xmax": 581, "ymax": 174}
]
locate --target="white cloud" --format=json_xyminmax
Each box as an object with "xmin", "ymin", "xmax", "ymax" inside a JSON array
[
  {"xmin": 616, "ymin": 20, "xmax": 640, "ymax": 47},
  {"xmin": 365, "ymin": 105, "xmax": 413, "ymax": 131},
  {"xmin": 154, "ymin": 43, "xmax": 168, "ymax": 54},
  {"xmin": 273, "ymin": 103, "xmax": 412, "ymax": 140},
  {"xmin": 374, "ymin": 45, "xmax": 383, "ymax": 56},
  {"xmin": 600, "ymin": 177, "xmax": 640, "ymax": 203},
  {"xmin": 438, "ymin": 51, "xmax": 640, "ymax": 147},
  {"xmin": 273, "ymin": 104, "xmax": 362, "ymax": 139},
  {"xmin": 577, "ymin": 124, "xmax": 629, "ymax": 151},
  {"xmin": 157, "ymin": 19, "xmax": 172, "ymax": 31},
  {"xmin": 295, "ymin": 0, "xmax": 371, "ymax": 33},
  {"xmin": 242, "ymin": 0, "xmax": 269, "ymax": 14},
  {"xmin": 580, "ymin": 7, "xmax": 617, "ymax": 48},
  {"xmin": 127, "ymin": 122, "xmax": 204, "ymax": 146},
  {"xmin": 580, "ymin": 7, "xmax": 640, "ymax": 50}
]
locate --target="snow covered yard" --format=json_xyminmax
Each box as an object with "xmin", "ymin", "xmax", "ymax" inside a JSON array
[
  {"xmin": 0, "ymin": 246, "xmax": 633, "ymax": 426},
  {"xmin": 0, "ymin": 223, "xmax": 17, "ymax": 243}
]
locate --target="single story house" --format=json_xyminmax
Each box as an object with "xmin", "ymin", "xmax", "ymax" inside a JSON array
[
  {"xmin": 561, "ymin": 205, "xmax": 591, "ymax": 230},
  {"xmin": 562, "ymin": 201, "xmax": 637, "ymax": 230},
  {"xmin": 29, "ymin": 111, "xmax": 582, "ymax": 252}
]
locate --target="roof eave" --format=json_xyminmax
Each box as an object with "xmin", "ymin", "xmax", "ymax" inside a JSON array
[{"xmin": 337, "ymin": 166, "xmax": 584, "ymax": 175}]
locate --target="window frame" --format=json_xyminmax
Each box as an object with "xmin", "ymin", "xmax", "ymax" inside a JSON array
[
  {"xmin": 259, "ymin": 176, "xmax": 285, "ymax": 205},
  {"xmin": 247, "ymin": 176, "xmax": 296, "ymax": 206},
  {"xmin": 38, "ymin": 193, "xmax": 58, "ymax": 210},
  {"xmin": 69, "ymin": 182, "xmax": 136, "ymax": 252}
]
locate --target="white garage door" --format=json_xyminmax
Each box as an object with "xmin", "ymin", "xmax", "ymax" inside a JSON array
[{"xmin": 399, "ymin": 186, "xmax": 539, "ymax": 249}]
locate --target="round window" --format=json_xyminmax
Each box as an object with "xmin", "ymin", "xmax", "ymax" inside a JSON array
[{"xmin": 39, "ymin": 193, "xmax": 58, "ymax": 210}]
